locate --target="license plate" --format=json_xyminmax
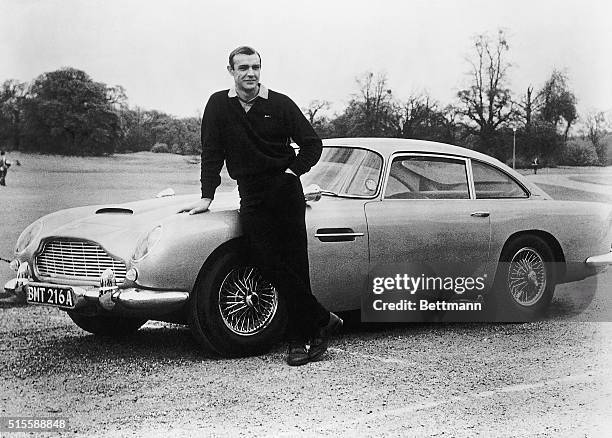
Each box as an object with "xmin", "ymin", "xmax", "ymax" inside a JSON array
[{"xmin": 26, "ymin": 284, "xmax": 75, "ymax": 309}]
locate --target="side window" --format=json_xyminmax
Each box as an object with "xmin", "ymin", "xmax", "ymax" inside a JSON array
[
  {"xmin": 472, "ymin": 161, "xmax": 528, "ymax": 199},
  {"xmin": 384, "ymin": 156, "xmax": 469, "ymax": 199},
  {"xmin": 302, "ymin": 147, "xmax": 383, "ymax": 197}
]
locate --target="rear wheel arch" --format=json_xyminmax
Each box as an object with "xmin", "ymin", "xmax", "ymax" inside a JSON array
[
  {"xmin": 499, "ymin": 230, "xmax": 566, "ymax": 281},
  {"xmin": 490, "ymin": 231, "xmax": 561, "ymax": 321}
]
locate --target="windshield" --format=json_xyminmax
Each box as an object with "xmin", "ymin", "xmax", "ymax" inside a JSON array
[{"xmin": 301, "ymin": 146, "xmax": 383, "ymax": 197}]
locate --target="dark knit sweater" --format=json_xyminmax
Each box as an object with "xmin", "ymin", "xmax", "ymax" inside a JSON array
[{"xmin": 200, "ymin": 89, "xmax": 322, "ymax": 199}]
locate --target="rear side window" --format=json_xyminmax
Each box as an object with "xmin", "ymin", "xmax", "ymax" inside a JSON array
[
  {"xmin": 472, "ymin": 161, "xmax": 528, "ymax": 199},
  {"xmin": 385, "ymin": 156, "xmax": 469, "ymax": 199}
]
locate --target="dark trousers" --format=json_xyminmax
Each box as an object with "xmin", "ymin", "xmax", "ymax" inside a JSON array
[{"xmin": 238, "ymin": 172, "xmax": 329, "ymax": 341}]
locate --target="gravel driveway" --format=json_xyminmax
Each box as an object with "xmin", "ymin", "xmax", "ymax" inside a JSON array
[{"xmin": 2, "ymin": 296, "xmax": 612, "ymax": 436}]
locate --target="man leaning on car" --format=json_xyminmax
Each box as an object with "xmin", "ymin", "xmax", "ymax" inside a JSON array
[{"xmin": 178, "ymin": 46, "xmax": 342, "ymax": 366}]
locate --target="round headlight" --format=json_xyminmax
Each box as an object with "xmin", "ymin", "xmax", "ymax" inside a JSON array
[
  {"xmin": 125, "ymin": 267, "xmax": 138, "ymax": 282},
  {"xmin": 15, "ymin": 220, "xmax": 43, "ymax": 254},
  {"xmin": 132, "ymin": 225, "xmax": 163, "ymax": 261},
  {"xmin": 9, "ymin": 259, "xmax": 20, "ymax": 272}
]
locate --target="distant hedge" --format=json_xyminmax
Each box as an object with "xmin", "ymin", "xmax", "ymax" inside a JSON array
[
  {"xmin": 561, "ymin": 139, "xmax": 599, "ymax": 166},
  {"xmin": 151, "ymin": 143, "xmax": 170, "ymax": 153}
]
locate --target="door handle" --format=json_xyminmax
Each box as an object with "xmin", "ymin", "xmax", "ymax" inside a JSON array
[
  {"xmin": 470, "ymin": 211, "xmax": 490, "ymax": 218},
  {"xmin": 315, "ymin": 228, "xmax": 364, "ymax": 242}
]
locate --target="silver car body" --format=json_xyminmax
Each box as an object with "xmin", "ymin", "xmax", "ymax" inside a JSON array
[{"xmin": 6, "ymin": 138, "xmax": 612, "ymax": 317}]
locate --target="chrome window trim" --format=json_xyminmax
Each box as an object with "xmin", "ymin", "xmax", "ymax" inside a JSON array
[
  {"xmin": 313, "ymin": 145, "xmax": 385, "ymax": 200},
  {"xmin": 470, "ymin": 159, "xmax": 531, "ymax": 199},
  {"xmin": 466, "ymin": 158, "xmax": 476, "ymax": 200},
  {"xmin": 382, "ymin": 152, "xmax": 472, "ymax": 201}
]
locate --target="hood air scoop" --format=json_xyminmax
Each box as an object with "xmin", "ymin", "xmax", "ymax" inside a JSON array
[{"xmin": 95, "ymin": 207, "xmax": 134, "ymax": 215}]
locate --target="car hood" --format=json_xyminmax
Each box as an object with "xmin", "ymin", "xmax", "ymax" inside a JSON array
[{"xmin": 34, "ymin": 191, "xmax": 240, "ymax": 260}]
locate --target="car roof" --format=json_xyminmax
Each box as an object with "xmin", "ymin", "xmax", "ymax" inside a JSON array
[
  {"xmin": 322, "ymin": 137, "xmax": 497, "ymax": 163},
  {"xmin": 318, "ymin": 137, "xmax": 551, "ymax": 199}
]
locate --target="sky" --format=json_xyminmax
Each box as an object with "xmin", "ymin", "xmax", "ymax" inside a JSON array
[{"xmin": 1, "ymin": 0, "xmax": 611, "ymax": 121}]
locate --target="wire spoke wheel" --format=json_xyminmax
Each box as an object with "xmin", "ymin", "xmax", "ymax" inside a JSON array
[
  {"xmin": 218, "ymin": 266, "xmax": 278, "ymax": 336},
  {"xmin": 507, "ymin": 247, "xmax": 547, "ymax": 307}
]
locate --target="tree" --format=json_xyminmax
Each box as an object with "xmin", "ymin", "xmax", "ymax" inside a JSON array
[
  {"xmin": 440, "ymin": 105, "xmax": 464, "ymax": 145},
  {"xmin": 22, "ymin": 68, "xmax": 120, "ymax": 155},
  {"xmin": 331, "ymin": 72, "xmax": 396, "ymax": 137},
  {"xmin": 116, "ymin": 107, "xmax": 151, "ymax": 152},
  {"xmin": 302, "ymin": 100, "xmax": 330, "ymax": 125},
  {"xmin": 180, "ymin": 116, "xmax": 201, "ymax": 155},
  {"xmin": 116, "ymin": 107, "xmax": 171, "ymax": 152},
  {"xmin": 516, "ymin": 85, "xmax": 542, "ymax": 132},
  {"xmin": 396, "ymin": 93, "xmax": 435, "ymax": 138},
  {"xmin": 107, "ymin": 85, "xmax": 128, "ymax": 109},
  {"xmin": 457, "ymin": 30, "xmax": 514, "ymax": 152},
  {"xmin": 582, "ymin": 111, "xmax": 610, "ymax": 165},
  {"xmin": 155, "ymin": 116, "xmax": 201, "ymax": 155},
  {"xmin": 539, "ymin": 70, "xmax": 577, "ymax": 141},
  {"xmin": 116, "ymin": 106, "xmax": 202, "ymax": 154},
  {"xmin": 355, "ymin": 72, "xmax": 395, "ymax": 136},
  {"xmin": 510, "ymin": 71, "xmax": 578, "ymax": 164},
  {"xmin": 302, "ymin": 100, "xmax": 335, "ymax": 138},
  {"xmin": 0, "ymin": 79, "xmax": 28, "ymax": 150},
  {"xmin": 394, "ymin": 93, "xmax": 457, "ymax": 143},
  {"xmin": 520, "ymin": 122, "xmax": 562, "ymax": 165}
]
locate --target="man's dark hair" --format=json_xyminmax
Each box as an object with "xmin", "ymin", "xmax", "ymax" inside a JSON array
[
  {"xmin": 0, "ymin": 151, "xmax": 4, "ymax": 155},
  {"xmin": 228, "ymin": 46, "xmax": 261, "ymax": 69}
]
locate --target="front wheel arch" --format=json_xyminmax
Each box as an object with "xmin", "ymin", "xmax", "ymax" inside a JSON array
[
  {"xmin": 188, "ymin": 239, "xmax": 287, "ymax": 356},
  {"xmin": 190, "ymin": 238, "xmax": 248, "ymax": 296}
]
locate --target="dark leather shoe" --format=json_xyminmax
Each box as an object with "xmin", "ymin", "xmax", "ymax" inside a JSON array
[
  {"xmin": 286, "ymin": 340, "xmax": 309, "ymax": 366},
  {"xmin": 308, "ymin": 312, "xmax": 343, "ymax": 362}
]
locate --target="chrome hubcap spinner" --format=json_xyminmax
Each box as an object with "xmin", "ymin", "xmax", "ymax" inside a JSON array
[
  {"xmin": 218, "ymin": 266, "xmax": 277, "ymax": 336},
  {"xmin": 507, "ymin": 247, "xmax": 547, "ymax": 306}
]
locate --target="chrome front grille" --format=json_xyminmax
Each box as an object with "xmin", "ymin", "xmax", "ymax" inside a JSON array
[{"xmin": 35, "ymin": 239, "xmax": 127, "ymax": 284}]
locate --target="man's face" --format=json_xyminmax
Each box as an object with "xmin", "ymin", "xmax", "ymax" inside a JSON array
[{"xmin": 227, "ymin": 53, "xmax": 261, "ymax": 93}]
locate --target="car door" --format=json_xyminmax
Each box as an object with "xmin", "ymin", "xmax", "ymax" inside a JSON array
[
  {"xmin": 306, "ymin": 197, "xmax": 369, "ymax": 311},
  {"xmin": 300, "ymin": 145, "xmax": 384, "ymax": 311},
  {"xmin": 365, "ymin": 153, "xmax": 492, "ymax": 282}
]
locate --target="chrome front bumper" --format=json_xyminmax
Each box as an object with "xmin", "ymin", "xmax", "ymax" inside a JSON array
[
  {"xmin": 585, "ymin": 251, "xmax": 612, "ymax": 267},
  {"xmin": 4, "ymin": 278, "xmax": 189, "ymax": 316},
  {"xmin": 4, "ymin": 262, "xmax": 189, "ymax": 315}
]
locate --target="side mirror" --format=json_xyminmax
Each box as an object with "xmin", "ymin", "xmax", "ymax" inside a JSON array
[
  {"xmin": 155, "ymin": 188, "xmax": 175, "ymax": 198},
  {"xmin": 304, "ymin": 184, "xmax": 322, "ymax": 203}
]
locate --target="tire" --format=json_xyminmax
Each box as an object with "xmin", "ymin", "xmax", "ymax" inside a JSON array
[
  {"xmin": 491, "ymin": 235, "xmax": 557, "ymax": 322},
  {"xmin": 67, "ymin": 312, "xmax": 147, "ymax": 337},
  {"xmin": 189, "ymin": 249, "xmax": 287, "ymax": 357}
]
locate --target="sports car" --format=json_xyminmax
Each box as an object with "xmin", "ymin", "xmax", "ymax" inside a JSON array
[{"xmin": 5, "ymin": 138, "xmax": 612, "ymax": 356}]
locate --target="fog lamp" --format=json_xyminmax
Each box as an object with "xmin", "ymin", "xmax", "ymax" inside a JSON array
[
  {"xmin": 16, "ymin": 262, "xmax": 31, "ymax": 287},
  {"xmin": 99, "ymin": 268, "xmax": 117, "ymax": 293},
  {"xmin": 98, "ymin": 268, "xmax": 118, "ymax": 311}
]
